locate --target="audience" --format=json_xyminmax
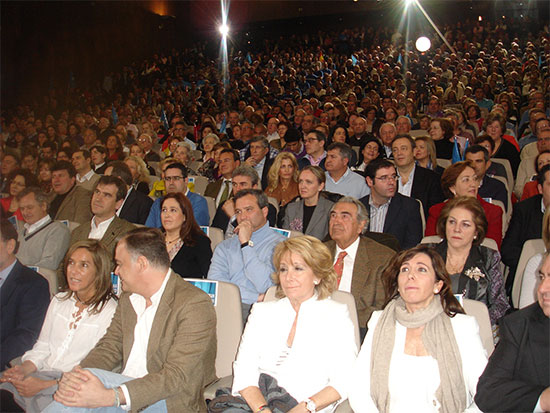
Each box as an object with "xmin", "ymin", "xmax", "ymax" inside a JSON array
[
  {"xmin": 161, "ymin": 192, "xmax": 212, "ymax": 279},
  {"xmin": 0, "ymin": 240, "xmax": 118, "ymax": 412},
  {"xmin": 349, "ymin": 245, "xmax": 487, "ymax": 412}
]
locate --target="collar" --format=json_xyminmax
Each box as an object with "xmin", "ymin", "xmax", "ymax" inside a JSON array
[
  {"xmin": 129, "ymin": 268, "xmax": 172, "ymax": 311},
  {"xmin": 369, "ymin": 194, "xmax": 391, "ymax": 209},
  {"xmin": 24, "ymin": 215, "xmax": 51, "ymax": 235},
  {"xmin": 251, "ymin": 221, "xmax": 272, "ymax": 241},
  {"xmin": 328, "ymin": 167, "xmax": 351, "ymax": 184},
  {"xmin": 77, "ymin": 169, "xmax": 94, "ymax": 182},
  {"xmin": 306, "ymin": 151, "xmax": 326, "ymax": 163},
  {"xmin": 91, "ymin": 214, "xmax": 116, "ymax": 231},
  {"xmin": 95, "ymin": 162, "xmax": 105, "ymax": 170},
  {"xmin": 335, "ymin": 236, "xmax": 361, "ymax": 262}
]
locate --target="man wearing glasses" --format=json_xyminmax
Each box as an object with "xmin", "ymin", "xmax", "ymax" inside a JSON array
[
  {"xmin": 303, "ymin": 130, "xmax": 327, "ymax": 170},
  {"xmin": 145, "ymin": 163, "xmax": 209, "ymax": 227},
  {"xmin": 359, "ymin": 158, "xmax": 423, "ymax": 249}
]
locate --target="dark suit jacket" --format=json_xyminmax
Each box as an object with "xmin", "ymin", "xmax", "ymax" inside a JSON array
[
  {"xmin": 359, "ymin": 192, "xmax": 423, "ymax": 249},
  {"xmin": 170, "ymin": 234, "xmax": 212, "ymax": 279},
  {"xmin": 80, "ymin": 272, "xmax": 217, "ymax": 412},
  {"xmin": 0, "ymin": 260, "xmax": 50, "ymax": 369},
  {"xmin": 475, "ymin": 303, "xmax": 549, "ymax": 412},
  {"xmin": 54, "ymin": 185, "xmax": 92, "ymax": 224},
  {"xmin": 410, "ymin": 165, "xmax": 444, "ymax": 215},
  {"xmin": 325, "ymin": 236, "xmax": 396, "ymax": 329},
  {"xmin": 502, "ymin": 194, "xmax": 543, "ymax": 291},
  {"xmin": 479, "ymin": 175, "xmax": 509, "ymax": 212},
  {"xmin": 118, "ymin": 188, "xmax": 153, "ymax": 225}
]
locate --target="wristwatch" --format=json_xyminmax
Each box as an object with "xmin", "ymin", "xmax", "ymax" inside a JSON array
[
  {"xmin": 305, "ymin": 398, "xmax": 317, "ymax": 413},
  {"xmin": 240, "ymin": 240, "xmax": 254, "ymax": 248}
]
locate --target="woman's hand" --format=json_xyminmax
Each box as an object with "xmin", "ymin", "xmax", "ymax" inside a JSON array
[{"xmin": 12, "ymin": 376, "xmax": 56, "ymax": 397}]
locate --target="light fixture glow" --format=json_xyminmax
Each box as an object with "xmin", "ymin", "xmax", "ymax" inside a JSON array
[
  {"xmin": 219, "ymin": 23, "xmax": 229, "ymax": 36},
  {"xmin": 405, "ymin": 0, "xmax": 416, "ymax": 6},
  {"xmin": 415, "ymin": 36, "xmax": 431, "ymax": 52}
]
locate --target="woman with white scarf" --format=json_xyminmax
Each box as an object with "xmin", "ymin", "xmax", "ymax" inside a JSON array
[{"xmin": 349, "ymin": 245, "xmax": 487, "ymax": 412}]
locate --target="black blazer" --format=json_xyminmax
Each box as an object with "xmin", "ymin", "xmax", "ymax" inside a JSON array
[
  {"xmin": 475, "ymin": 303, "xmax": 549, "ymax": 412},
  {"xmin": 0, "ymin": 260, "xmax": 50, "ymax": 369},
  {"xmin": 502, "ymin": 194, "xmax": 543, "ymax": 291},
  {"xmin": 360, "ymin": 192, "xmax": 423, "ymax": 250},
  {"xmin": 479, "ymin": 175, "xmax": 509, "ymax": 212},
  {"xmin": 170, "ymin": 234, "xmax": 212, "ymax": 279},
  {"xmin": 410, "ymin": 165, "xmax": 444, "ymax": 215},
  {"xmin": 119, "ymin": 188, "xmax": 153, "ymax": 225}
]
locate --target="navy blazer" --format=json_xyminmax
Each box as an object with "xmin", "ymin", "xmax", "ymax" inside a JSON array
[
  {"xmin": 0, "ymin": 260, "xmax": 50, "ymax": 369},
  {"xmin": 360, "ymin": 192, "xmax": 423, "ymax": 250},
  {"xmin": 475, "ymin": 303, "xmax": 549, "ymax": 412},
  {"xmin": 119, "ymin": 187, "xmax": 153, "ymax": 225},
  {"xmin": 410, "ymin": 165, "xmax": 444, "ymax": 215}
]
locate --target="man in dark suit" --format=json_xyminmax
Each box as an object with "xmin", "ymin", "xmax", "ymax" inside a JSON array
[
  {"xmin": 360, "ymin": 158, "xmax": 423, "ymax": 249},
  {"xmin": 502, "ymin": 165, "xmax": 550, "ymax": 293},
  {"xmin": 44, "ymin": 228, "xmax": 216, "ymax": 412},
  {"xmin": 240, "ymin": 136, "xmax": 275, "ymax": 190},
  {"xmin": 324, "ymin": 197, "xmax": 396, "ymax": 336},
  {"xmin": 204, "ymin": 149, "xmax": 240, "ymax": 207},
  {"xmin": 475, "ymin": 253, "xmax": 550, "ymax": 412},
  {"xmin": 0, "ymin": 219, "xmax": 50, "ymax": 370},
  {"xmin": 104, "ymin": 161, "xmax": 152, "ymax": 225},
  {"xmin": 466, "ymin": 145, "xmax": 509, "ymax": 211},
  {"xmin": 393, "ymin": 134, "xmax": 444, "ymax": 215}
]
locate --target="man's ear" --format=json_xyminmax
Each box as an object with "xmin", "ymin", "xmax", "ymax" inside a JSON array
[{"xmin": 366, "ymin": 176, "xmax": 374, "ymax": 188}]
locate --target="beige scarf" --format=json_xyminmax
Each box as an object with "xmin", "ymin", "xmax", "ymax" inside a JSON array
[{"xmin": 370, "ymin": 297, "xmax": 466, "ymax": 413}]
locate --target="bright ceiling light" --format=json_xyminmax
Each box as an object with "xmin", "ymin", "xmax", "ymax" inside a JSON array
[
  {"xmin": 415, "ymin": 36, "xmax": 431, "ymax": 52},
  {"xmin": 219, "ymin": 24, "xmax": 229, "ymax": 36}
]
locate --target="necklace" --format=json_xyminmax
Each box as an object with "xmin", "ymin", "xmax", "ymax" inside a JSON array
[{"xmin": 165, "ymin": 236, "xmax": 181, "ymax": 245}]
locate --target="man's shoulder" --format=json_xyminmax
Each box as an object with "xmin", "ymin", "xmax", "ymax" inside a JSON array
[
  {"xmin": 515, "ymin": 194, "xmax": 542, "ymax": 212},
  {"xmin": 187, "ymin": 191, "xmax": 207, "ymax": 203},
  {"xmin": 111, "ymin": 216, "xmax": 136, "ymax": 232},
  {"xmin": 10, "ymin": 261, "xmax": 49, "ymax": 288},
  {"xmin": 71, "ymin": 185, "xmax": 92, "ymax": 197},
  {"xmin": 392, "ymin": 192, "xmax": 419, "ymax": 208},
  {"xmin": 170, "ymin": 275, "xmax": 216, "ymax": 306},
  {"xmin": 413, "ymin": 165, "xmax": 438, "ymax": 181},
  {"xmin": 502, "ymin": 303, "xmax": 546, "ymax": 331},
  {"xmin": 358, "ymin": 235, "xmax": 396, "ymax": 257}
]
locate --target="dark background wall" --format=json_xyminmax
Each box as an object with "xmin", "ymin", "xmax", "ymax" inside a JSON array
[{"xmin": 2, "ymin": 0, "xmax": 547, "ymax": 107}]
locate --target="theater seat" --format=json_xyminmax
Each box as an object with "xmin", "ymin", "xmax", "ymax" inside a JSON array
[{"xmin": 462, "ymin": 298, "xmax": 494, "ymax": 356}]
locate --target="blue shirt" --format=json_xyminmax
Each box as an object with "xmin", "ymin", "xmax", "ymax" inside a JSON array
[
  {"xmin": 145, "ymin": 190, "xmax": 210, "ymax": 227},
  {"xmin": 325, "ymin": 168, "xmax": 370, "ymax": 199},
  {"xmin": 207, "ymin": 222, "xmax": 286, "ymax": 304}
]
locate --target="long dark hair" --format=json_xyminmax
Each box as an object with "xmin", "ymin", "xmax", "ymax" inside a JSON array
[
  {"xmin": 381, "ymin": 245, "xmax": 464, "ymax": 317},
  {"xmin": 161, "ymin": 192, "xmax": 206, "ymax": 247}
]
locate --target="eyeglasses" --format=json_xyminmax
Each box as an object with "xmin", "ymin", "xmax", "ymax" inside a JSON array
[
  {"xmin": 165, "ymin": 176, "xmax": 184, "ymax": 182},
  {"xmin": 374, "ymin": 174, "xmax": 398, "ymax": 182}
]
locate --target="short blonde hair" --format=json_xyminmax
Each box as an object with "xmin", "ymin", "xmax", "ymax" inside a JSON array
[
  {"xmin": 125, "ymin": 155, "xmax": 150, "ymax": 184},
  {"xmin": 271, "ymin": 236, "xmax": 337, "ymax": 300}
]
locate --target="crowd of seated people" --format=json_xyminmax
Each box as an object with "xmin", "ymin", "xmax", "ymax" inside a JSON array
[{"xmin": 1, "ymin": 12, "xmax": 549, "ymax": 412}]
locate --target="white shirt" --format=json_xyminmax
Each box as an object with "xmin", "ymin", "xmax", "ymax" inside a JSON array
[
  {"xmin": 24, "ymin": 215, "xmax": 51, "ymax": 236},
  {"xmin": 120, "ymin": 270, "xmax": 172, "ymax": 408},
  {"xmin": 398, "ymin": 164, "xmax": 416, "ymax": 197},
  {"xmin": 22, "ymin": 294, "xmax": 117, "ymax": 372},
  {"xmin": 334, "ymin": 237, "xmax": 361, "ymax": 293},
  {"xmin": 76, "ymin": 169, "xmax": 95, "ymax": 183},
  {"xmin": 88, "ymin": 215, "xmax": 116, "ymax": 240}
]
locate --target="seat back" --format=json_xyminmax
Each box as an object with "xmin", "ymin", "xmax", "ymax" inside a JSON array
[
  {"xmin": 204, "ymin": 196, "xmax": 216, "ymax": 225},
  {"xmin": 35, "ymin": 267, "xmax": 59, "ymax": 297},
  {"xmin": 512, "ymin": 238, "xmax": 545, "ymax": 308},
  {"xmin": 436, "ymin": 158, "xmax": 451, "ymax": 169},
  {"xmin": 491, "ymin": 158, "xmax": 514, "ymax": 190},
  {"xmin": 267, "ymin": 196, "xmax": 279, "ymax": 214},
  {"xmin": 188, "ymin": 175, "xmax": 209, "ymax": 195},
  {"xmin": 185, "ymin": 279, "xmax": 243, "ymax": 378},
  {"xmin": 200, "ymin": 226, "xmax": 224, "ymax": 251},
  {"xmin": 417, "ymin": 199, "xmax": 426, "ymax": 234},
  {"xmin": 462, "ymin": 298, "xmax": 494, "ymax": 356},
  {"xmin": 264, "ymin": 286, "xmax": 361, "ymax": 348},
  {"xmin": 489, "ymin": 199, "xmax": 507, "ymax": 234}
]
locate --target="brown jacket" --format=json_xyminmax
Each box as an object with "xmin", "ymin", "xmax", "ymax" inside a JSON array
[
  {"xmin": 80, "ymin": 272, "xmax": 217, "ymax": 412},
  {"xmin": 54, "ymin": 185, "xmax": 92, "ymax": 224},
  {"xmin": 325, "ymin": 236, "xmax": 396, "ymax": 328}
]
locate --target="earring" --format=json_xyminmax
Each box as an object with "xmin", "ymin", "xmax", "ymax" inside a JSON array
[
  {"xmin": 434, "ymin": 289, "xmax": 440, "ymax": 294},
  {"xmin": 314, "ymin": 280, "xmax": 320, "ymax": 285}
]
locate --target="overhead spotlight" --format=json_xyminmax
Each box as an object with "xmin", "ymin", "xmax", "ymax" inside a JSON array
[
  {"xmin": 405, "ymin": 0, "xmax": 416, "ymax": 7},
  {"xmin": 219, "ymin": 23, "xmax": 229, "ymax": 36},
  {"xmin": 415, "ymin": 36, "xmax": 431, "ymax": 52}
]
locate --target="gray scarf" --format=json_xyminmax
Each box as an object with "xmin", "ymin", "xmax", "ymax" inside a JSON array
[{"xmin": 370, "ymin": 296, "xmax": 466, "ymax": 413}]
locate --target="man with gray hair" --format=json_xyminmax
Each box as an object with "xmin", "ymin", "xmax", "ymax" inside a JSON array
[
  {"xmin": 239, "ymin": 136, "xmax": 277, "ymax": 189},
  {"xmin": 208, "ymin": 189, "xmax": 286, "ymax": 322},
  {"xmin": 15, "ymin": 187, "xmax": 71, "ymax": 271},
  {"xmin": 324, "ymin": 196, "xmax": 396, "ymax": 337}
]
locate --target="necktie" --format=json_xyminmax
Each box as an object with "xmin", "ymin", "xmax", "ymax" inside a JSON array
[
  {"xmin": 219, "ymin": 180, "xmax": 231, "ymax": 204},
  {"xmin": 334, "ymin": 251, "xmax": 347, "ymax": 287}
]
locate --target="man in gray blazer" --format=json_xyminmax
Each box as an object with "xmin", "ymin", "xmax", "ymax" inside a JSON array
[
  {"xmin": 16, "ymin": 187, "xmax": 70, "ymax": 270},
  {"xmin": 45, "ymin": 228, "xmax": 217, "ymax": 412}
]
